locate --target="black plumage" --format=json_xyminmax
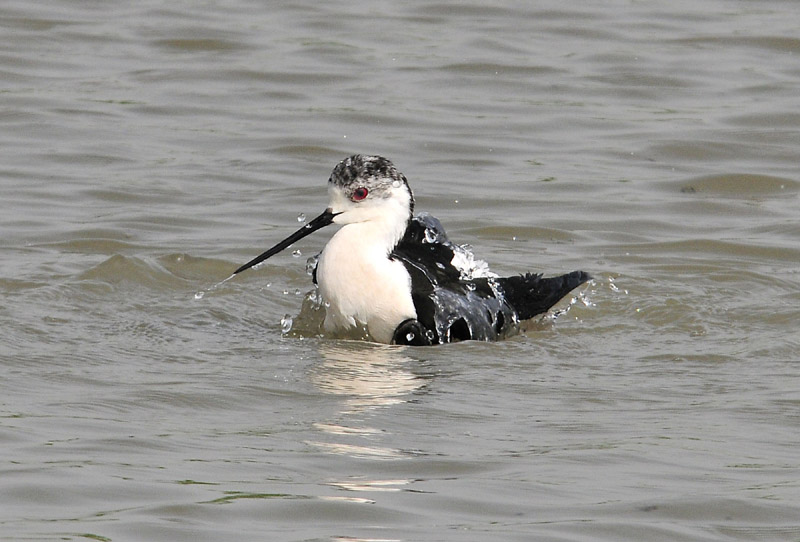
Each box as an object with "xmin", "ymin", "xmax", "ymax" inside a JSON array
[{"xmin": 389, "ymin": 214, "xmax": 590, "ymax": 345}]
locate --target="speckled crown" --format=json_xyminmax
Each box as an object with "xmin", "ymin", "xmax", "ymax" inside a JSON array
[{"xmin": 329, "ymin": 154, "xmax": 415, "ymax": 213}]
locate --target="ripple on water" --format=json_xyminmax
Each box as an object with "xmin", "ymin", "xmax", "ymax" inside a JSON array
[
  {"xmin": 678, "ymin": 173, "xmax": 799, "ymax": 197},
  {"xmin": 3, "ymin": 2, "xmax": 800, "ymax": 541}
]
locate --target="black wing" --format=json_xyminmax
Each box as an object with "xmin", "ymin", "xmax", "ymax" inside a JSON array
[
  {"xmin": 391, "ymin": 214, "xmax": 591, "ymax": 345},
  {"xmin": 391, "ymin": 214, "xmax": 518, "ymax": 344}
]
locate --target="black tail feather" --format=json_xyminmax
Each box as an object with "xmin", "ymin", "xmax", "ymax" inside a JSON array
[{"xmin": 497, "ymin": 270, "xmax": 591, "ymax": 321}]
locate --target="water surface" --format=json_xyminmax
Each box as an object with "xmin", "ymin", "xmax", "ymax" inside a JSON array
[{"xmin": 1, "ymin": 1, "xmax": 799, "ymax": 541}]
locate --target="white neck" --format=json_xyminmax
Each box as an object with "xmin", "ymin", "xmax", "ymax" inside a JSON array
[{"xmin": 316, "ymin": 217, "xmax": 416, "ymax": 342}]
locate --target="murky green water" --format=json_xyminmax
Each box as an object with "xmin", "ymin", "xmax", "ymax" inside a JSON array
[{"xmin": 2, "ymin": 1, "xmax": 799, "ymax": 540}]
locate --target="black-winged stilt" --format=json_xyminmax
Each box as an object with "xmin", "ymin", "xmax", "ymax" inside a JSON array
[{"xmin": 234, "ymin": 155, "xmax": 590, "ymax": 345}]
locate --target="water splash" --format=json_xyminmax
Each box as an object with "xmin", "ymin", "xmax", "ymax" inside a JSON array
[
  {"xmin": 306, "ymin": 253, "xmax": 319, "ymax": 276},
  {"xmin": 450, "ymin": 244, "xmax": 497, "ymax": 280},
  {"xmin": 427, "ymin": 286, "xmax": 518, "ymax": 343},
  {"xmin": 413, "ymin": 212, "xmax": 497, "ymax": 280},
  {"xmin": 193, "ymin": 273, "xmax": 236, "ymax": 300},
  {"xmin": 280, "ymin": 314, "xmax": 293, "ymax": 334},
  {"xmin": 548, "ymin": 278, "xmax": 598, "ymax": 322},
  {"xmin": 577, "ymin": 289, "xmax": 595, "ymax": 307},
  {"xmin": 423, "ymin": 227, "xmax": 438, "ymax": 244},
  {"xmin": 608, "ymin": 276, "xmax": 628, "ymax": 295},
  {"xmin": 306, "ymin": 287, "xmax": 323, "ymax": 308},
  {"xmin": 419, "ymin": 217, "xmax": 446, "ymax": 244},
  {"xmin": 281, "ymin": 287, "xmax": 327, "ymax": 339}
]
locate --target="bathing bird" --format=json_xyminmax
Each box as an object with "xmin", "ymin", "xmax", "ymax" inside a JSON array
[{"xmin": 234, "ymin": 155, "xmax": 590, "ymax": 345}]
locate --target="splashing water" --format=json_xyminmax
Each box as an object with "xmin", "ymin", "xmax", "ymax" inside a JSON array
[
  {"xmin": 193, "ymin": 273, "xmax": 237, "ymax": 300},
  {"xmin": 306, "ymin": 253, "xmax": 320, "ymax": 276},
  {"xmin": 423, "ymin": 227, "xmax": 438, "ymax": 244},
  {"xmin": 608, "ymin": 276, "xmax": 628, "ymax": 295},
  {"xmin": 280, "ymin": 287, "xmax": 328, "ymax": 339},
  {"xmin": 306, "ymin": 287, "xmax": 322, "ymax": 308},
  {"xmin": 412, "ymin": 212, "xmax": 498, "ymax": 282},
  {"xmin": 549, "ymin": 279, "xmax": 598, "ymax": 321},
  {"xmin": 450, "ymin": 244, "xmax": 497, "ymax": 281},
  {"xmin": 280, "ymin": 314, "xmax": 293, "ymax": 334}
]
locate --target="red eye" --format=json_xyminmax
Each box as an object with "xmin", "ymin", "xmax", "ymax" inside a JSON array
[{"xmin": 352, "ymin": 187, "xmax": 369, "ymax": 201}]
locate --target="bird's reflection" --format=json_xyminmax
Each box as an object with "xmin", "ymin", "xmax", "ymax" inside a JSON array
[
  {"xmin": 306, "ymin": 341, "xmax": 431, "ymax": 461},
  {"xmin": 308, "ymin": 341, "xmax": 427, "ymax": 413}
]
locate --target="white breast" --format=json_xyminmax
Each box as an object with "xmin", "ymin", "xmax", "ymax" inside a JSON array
[{"xmin": 316, "ymin": 222, "xmax": 417, "ymax": 343}]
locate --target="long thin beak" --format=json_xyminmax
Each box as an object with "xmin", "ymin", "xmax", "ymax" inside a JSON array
[{"xmin": 233, "ymin": 209, "xmax": 337, "ymax": 275}]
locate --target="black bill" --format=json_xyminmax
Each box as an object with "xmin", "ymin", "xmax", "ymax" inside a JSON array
[{"xmin": 233, "ymin": 209, "xmax": 338, "ymax": 275}]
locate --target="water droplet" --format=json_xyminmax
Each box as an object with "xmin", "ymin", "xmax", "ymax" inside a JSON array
[
  {"xmin": 297, "ymin": 213, "xmax": 306, "ymax": 223},
  {"xmin": 280, "ymin": 314, "xmax": 293, "ymax": 334},
  {"xmin": 292, "ymin": 249, "xmax": 302, "ymax": 257},
  {"xmin": 512, "ymin": 236, "xmax": 517, "ymax": 241},
  {"xmin": 194, "ymin": 291, "xmax": 204, "ymax": 300},
  {"xmin": 306, "ymin": 254, "xmax": 319, "ymax": 276}
]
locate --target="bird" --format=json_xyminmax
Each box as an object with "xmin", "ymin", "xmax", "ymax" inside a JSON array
[{"xmin": 233, "ymin": 154, "xmax": 590, "ymax": 345}]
